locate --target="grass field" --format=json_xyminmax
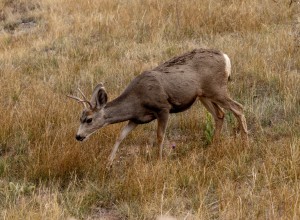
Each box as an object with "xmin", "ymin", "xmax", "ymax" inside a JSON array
[{"xmin": 0, "ymin": 0, "xmax": 299, "ymax": 219}]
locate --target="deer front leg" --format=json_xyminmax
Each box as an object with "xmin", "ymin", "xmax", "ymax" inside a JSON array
[
  {"xmin": 108, "ymin": 121, "xmax": 138, "ymax": 166},
  {"xmin": 157, "ymin": 109, "xmax": 169, "ymax": 160}
]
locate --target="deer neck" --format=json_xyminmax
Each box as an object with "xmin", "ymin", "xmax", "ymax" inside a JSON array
[{"xmin": 103, "ymin": 95, "xmax": 134, "ymax": 124}]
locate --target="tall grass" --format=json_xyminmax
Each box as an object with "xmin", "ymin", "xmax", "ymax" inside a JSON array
[{"xmin": 0, "ymin": 0, "xmax": 299, "ymax": 219}]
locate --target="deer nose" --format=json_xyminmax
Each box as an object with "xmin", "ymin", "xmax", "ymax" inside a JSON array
[{"xmin": 75, "ymin": 135, "xmax": 85, "ymax": 141}]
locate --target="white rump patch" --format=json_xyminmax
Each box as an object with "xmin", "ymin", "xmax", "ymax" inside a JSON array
[{"xmin": 223, "ymin": 53, "xmax": 231, "ymax": 78}]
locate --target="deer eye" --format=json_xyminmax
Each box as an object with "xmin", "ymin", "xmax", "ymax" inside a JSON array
[{"xmin": 86, "ymin": 118, "xmax": 93, "ymax": 124}]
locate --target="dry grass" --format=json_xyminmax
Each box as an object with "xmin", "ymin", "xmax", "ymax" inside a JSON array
[{"xmin": 0, "ymin": 0, "xmax": 299, "ymax": 219}]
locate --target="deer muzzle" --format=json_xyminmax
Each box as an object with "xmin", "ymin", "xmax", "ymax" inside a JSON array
[{"xmin": 75, "ymin": 134, "xmax": 85, "ymax": 141}]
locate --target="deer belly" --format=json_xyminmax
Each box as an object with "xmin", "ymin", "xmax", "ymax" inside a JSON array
[
  {"xmin": 169, "ymin": 97, "xmax": 197, "ymax": 113},
  {"xmin": 132, "ymin": 113, "xmax": 156, "ymax": 124}
]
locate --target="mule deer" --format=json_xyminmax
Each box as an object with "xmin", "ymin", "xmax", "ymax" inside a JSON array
[{"xmin": 67, "ymin": 49, "xmax": 248, "ymax": 165}]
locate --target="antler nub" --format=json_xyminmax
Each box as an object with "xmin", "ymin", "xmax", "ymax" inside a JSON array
[
  {"xmin": 67, "ymin": 89, "xmax": 93, "ymax": 109},
  {"xmin": 77, "ymin": 88, "xmax": 88, "ymax": 102}
]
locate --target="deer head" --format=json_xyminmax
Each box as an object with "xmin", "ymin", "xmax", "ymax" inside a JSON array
[{"xmin": 67, "ymin": 83, "xmax": 108, "ymax": 141}]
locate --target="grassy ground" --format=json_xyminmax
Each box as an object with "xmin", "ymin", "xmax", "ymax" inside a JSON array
[{"xmin": 0, "ymin": 0, "xmax": 299, "ymax": 219}]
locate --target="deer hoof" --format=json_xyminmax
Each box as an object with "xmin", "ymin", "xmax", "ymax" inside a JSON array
[{"xmin": 106, "ymin": 161, "xmax": 113, "ymax": 170}]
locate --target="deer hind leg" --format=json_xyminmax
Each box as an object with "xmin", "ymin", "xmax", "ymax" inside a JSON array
[
  {"xmin": 108, "ymin": 120, "xmax": 138, "ymax": 166},
  {"xmin": 157, "ymin": 109, "xmax": 170, "ymax": 160},
  {"xmin": 215, "ymin": 96, "xmax": 248, "ymax": 140},
  {"xmin": 199, "ymin": 97, "xmax": 224, "ymax": 143}
]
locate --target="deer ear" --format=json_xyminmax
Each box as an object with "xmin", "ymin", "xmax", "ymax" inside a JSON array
[{"xmin": 90, "ymin": 83, "xmax": 108, "ymax": 109}]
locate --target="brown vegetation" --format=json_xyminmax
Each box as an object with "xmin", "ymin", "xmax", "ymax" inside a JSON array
[{"xmin": 0, "ymin": 0, "xmax": 299, "ymax": 219}]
